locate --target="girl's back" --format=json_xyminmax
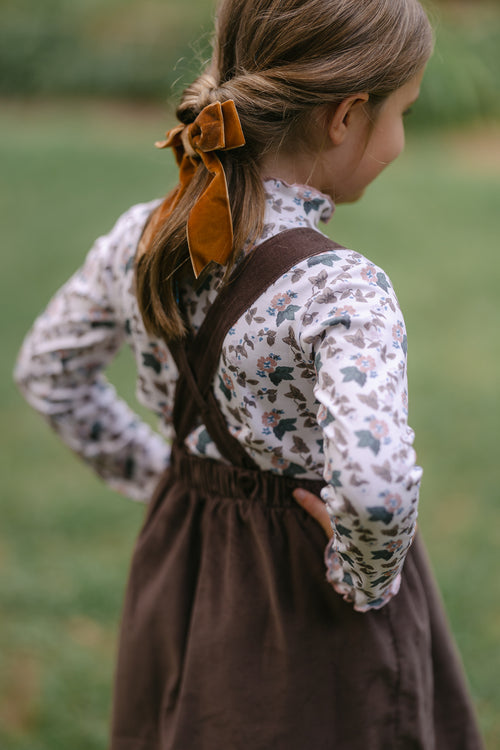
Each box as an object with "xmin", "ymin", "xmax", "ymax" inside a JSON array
[{"xmin": 14, "ymin": 0, "xmax": 484, "ymax": 747}]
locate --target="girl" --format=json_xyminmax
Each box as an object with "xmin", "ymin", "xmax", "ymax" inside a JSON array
[{"xmin": 15, "ymin": 0, "xmax": 484, "ymax": 748}]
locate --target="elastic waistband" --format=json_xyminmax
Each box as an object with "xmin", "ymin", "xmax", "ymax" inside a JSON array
[{"xmin": 170, "ymin": 444, "xmax": 325, "ymax": 508}]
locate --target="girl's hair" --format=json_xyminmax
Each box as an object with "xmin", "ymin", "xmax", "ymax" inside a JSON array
[{"xmin": 136, "ymin": 0, "xmax": 433, "ymax": 341}]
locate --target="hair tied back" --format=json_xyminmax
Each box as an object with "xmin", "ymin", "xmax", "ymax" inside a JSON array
[{"xmin": 153, "ymin": 100, "xmax": 245, "ymax": 278}]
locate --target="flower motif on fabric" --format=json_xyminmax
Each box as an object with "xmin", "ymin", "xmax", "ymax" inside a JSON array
[
  {"xmin": 336, "ymin": 305, "xmax": 356, "ymax": 318},
  {"xmin": 303, "ymin": 198, "xmax": 325, "ymax": 215},
  {"xmin": 361, "ymin": 265, "xmax": 378, "ymax": 284},
  {"xmin": 266, "ymin": 290, "xmax": 301, "ymax": 326},
  {"xmin": 392, "ymin": 321, "xmax": 408, "ymax": 354},
  {"xmin": 402, "ymin": 390, "xmax": 409, "ymax": 415},
  {"xmin": 218, "ymin": 370, "xmax": 235, "ymax": 401},
  {"xmin": 262, "ymin": 409, "xmax": 282, "ymax": 429},
  {"xmin": 257, "ymin": 353, "xmax": 281, "ymax": 376},
  {"xmin": 361, "ymin": 264, "xmax": 390, "ymax": 292},
  {"xmin": 370, "ymin": 418, "xmax": 390, "ymax": 441},
  {"xmin": 262, "ymin": 408, "xmax": 297, "ymax": 440},
  {"xmin": 271, "ymin": 453, "xmax": 289, "ymax": 470},
  {"xmin": 307, "ymin": 253, "xmax": 342, "ymax": 268},
  {"xmin": 384, "ymin": 539, "xmax": 403, "ymax": 553},
  {"xmin": 256, "ymin": 352, "xmax": 294, "ymax": 386},
  {"xmin": 269, "ymin": 451, "xmax": 307, "ymax": 477},
  {"xmin": 365, "ymin": 490, "xmax": 403, "ymax": 525},
  {"xmin": 142, "ymin": 342, "xmax": 168, "ymax": 375},
  {"xmin": 355, "ymin": 354, "xmax": 376, "ymax": 373},
  {"xmin": 355, "ymin": 417, "xmax": 390, "ymax": 455},
  {"xmin": 317, "ymin": 404, "xmax": 335, "ymax": 428},
  {"xmin": 340, "ymin": 353, "xmax": 377, "ymax": 387},
  {"xmin": 270, "ymin": 293, "xmax": 292, "ymax": 311},
  {"xmin": 382, "ymin": 491, "xmax": 403, "ymax": 515}
]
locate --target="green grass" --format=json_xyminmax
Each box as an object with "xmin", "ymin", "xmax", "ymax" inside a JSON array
[{"xmin": 1, "ymin": 101, "xmax": 499, "ymax": 747}]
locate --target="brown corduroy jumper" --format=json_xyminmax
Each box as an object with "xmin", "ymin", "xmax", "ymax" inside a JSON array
[{"xmin": 110, "ymin": 228, "xmax": 484, "ymax": 750}]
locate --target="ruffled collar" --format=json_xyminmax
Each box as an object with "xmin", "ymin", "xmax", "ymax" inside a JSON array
[{"xmin": 263, "ymin": 177, "xmax": 335, "ymax": 227}]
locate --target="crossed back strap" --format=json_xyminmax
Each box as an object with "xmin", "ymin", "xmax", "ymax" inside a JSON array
[{"xmin": 168, "ymin": 227, "xmax": 346, "ymax": 469}]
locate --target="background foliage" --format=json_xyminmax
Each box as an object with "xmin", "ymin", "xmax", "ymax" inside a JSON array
[{"xmin": 0, "ymin": 0, "xmax": 499, "ymax": 127}]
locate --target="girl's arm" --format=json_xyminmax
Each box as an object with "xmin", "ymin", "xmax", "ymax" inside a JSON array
[
  {"xmin": 13, "ymin": 203, "xmax": 170, "ymax": 502},
  {"xmin": 298, "ymin": 253, "xmax": 422, "ymax": 612}
]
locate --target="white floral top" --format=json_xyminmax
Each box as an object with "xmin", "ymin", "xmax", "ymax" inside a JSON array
[{"xmin": 14, "ymin": 178, "xmax": 422, "ymax": 612}]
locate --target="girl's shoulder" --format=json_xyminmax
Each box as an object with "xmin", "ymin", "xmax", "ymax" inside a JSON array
[
  {"xmin": 251, "ymin": 233, "xmax": 403, "ymax": 357},
  {"xmin": 83, "ymin": 199, "xmax": 161, "ymax": 287},
  {"xmin": 58, "ymin": 200, "xmax": 163, "ymax": 323},
  {"xmin": 269, "ymin": 233, "xmax": 398, "ymax": 311},
  {"xmin": 102, "ymin": 199, "xmax": 162, "ymax": 260}
]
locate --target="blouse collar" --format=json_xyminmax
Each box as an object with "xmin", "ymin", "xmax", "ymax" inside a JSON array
[{"xmin": 263, "ymin": 177, "xmax": 335, "ymax": 228}]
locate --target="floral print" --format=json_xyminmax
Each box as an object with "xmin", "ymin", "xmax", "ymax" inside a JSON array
[{"xmin": 14, "ymin": 177, "xmax": 421, "ymax": 612}]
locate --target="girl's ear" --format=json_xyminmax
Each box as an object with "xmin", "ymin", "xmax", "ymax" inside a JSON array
[{"xmin": 327, "ymin": 93, "xmax": 370, "ymax": 146}]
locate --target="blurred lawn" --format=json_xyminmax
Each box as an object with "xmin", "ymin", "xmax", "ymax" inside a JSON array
[{"xmin": 1, "ymin": 101, "xmax": 499, "ymax": 747}]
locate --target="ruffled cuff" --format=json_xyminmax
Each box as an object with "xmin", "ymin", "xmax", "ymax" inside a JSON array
[{"xmin": 324, "ymin": 541, "xmax": 402, "ymax": 613}]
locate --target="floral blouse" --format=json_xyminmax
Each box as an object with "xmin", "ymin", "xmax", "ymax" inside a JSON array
[{"xmin": 14, "ymin": 178, "xmax": 422, "ymax": 612}]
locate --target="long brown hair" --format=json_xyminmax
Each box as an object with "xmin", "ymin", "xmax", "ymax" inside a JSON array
[{"xmin": 136, "ymin": 0, "xmax": 433, "ymax": 341}]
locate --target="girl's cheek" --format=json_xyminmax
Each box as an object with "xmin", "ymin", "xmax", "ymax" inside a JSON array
[
  {"xmin": 378, "ymin": 120, "xmax": 405, "ymax": 167},
  {"xmin": 391, "ymin": 123, "xmax": 406, "ymax": 162}
]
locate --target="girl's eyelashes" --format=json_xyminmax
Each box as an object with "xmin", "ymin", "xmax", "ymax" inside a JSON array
[{"xmin": 403, "ymin": 107, "xmax": 414, "ymax": 117}]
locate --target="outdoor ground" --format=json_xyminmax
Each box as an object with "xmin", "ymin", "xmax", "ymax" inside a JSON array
[{"xmin": 1, "ymin": 100, "xmax": 499, "ymax": 748}]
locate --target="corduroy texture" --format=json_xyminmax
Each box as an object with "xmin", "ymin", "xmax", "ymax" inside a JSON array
[{"xmin": 111, "ymin": 229, "xmax": 484, "ymax": 750}]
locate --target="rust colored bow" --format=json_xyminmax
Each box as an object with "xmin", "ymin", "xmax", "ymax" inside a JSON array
[{"xmin": 154, "ymin": 100, "xmax": 245, "ymax": 277}]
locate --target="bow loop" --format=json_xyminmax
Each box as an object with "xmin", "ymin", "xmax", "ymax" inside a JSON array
[
  {"xmin": 190, "ymin": 101, "xmax": 245, "ymax": 153},
  {"xmin": 152, "ymin": 100, "xmax": 245, "ymax": 277}
]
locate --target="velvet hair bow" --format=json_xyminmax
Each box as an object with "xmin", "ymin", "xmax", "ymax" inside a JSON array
[{"xmin": 153, "ymin": 100, "xmax": 245, "ymax": 278}]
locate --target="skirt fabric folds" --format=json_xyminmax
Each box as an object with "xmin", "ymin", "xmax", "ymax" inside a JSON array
[{"xmin": 110, "ymin": 446, "xmax": 483, "ymax": 750}]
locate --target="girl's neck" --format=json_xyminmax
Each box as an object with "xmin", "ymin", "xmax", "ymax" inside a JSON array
[{"xmin": 260, "ymin": 151, "xmax": 330, "ymax": 198}]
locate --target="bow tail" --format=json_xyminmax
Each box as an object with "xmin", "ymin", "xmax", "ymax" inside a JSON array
[
  {"xmin": 186, "ymin": 152, "xmax": 234, "ymax": 277},
  {"xmin": 139, "ymin": 152, "xmax": 198, "ymax": 257}
]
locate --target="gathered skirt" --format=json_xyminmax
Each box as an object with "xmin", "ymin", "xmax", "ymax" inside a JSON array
[{"xmin": 110, "ymin": 446, "xmax": 483, "ymax": 750}]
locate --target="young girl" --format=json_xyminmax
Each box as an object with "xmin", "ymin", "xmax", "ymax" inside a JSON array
[{"xmin": 15, "ymin": 0, "xmax": 484, "ymax": 747}]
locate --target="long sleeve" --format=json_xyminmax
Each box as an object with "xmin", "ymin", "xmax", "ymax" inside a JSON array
[
  {"xmin": 13, "ymin": 204, "xmax": 170, "ymax": 502},
  {"xmin": 299, "ymin": 252, "xmax": 422, "ymax": 611}
]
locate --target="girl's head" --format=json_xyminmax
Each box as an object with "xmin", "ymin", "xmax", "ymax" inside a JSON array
[
  {"xmin": 180, "ymin": 0, "xmax": 432, "ymax": 157},
  {"xmin": 137, "ymin": 0, "xmax": 433, "ymax": 340}
]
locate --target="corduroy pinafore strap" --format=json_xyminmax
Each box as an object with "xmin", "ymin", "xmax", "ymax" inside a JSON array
[{"xmin": 169, "ymin": 227, "xmax": 346, "ymax": 468}]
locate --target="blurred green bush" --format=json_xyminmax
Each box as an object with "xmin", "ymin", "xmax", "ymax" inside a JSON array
[
  {"xmin": 0, "ymin": 0, "xmax": 499, "ymax": 127},
  {"xmin": 0, "ymin": 0, "xmax": 214, "ymax": 99},
  {"xmin": 414, "ymin": 6, "xmax": 500, "ymax": 128}
]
